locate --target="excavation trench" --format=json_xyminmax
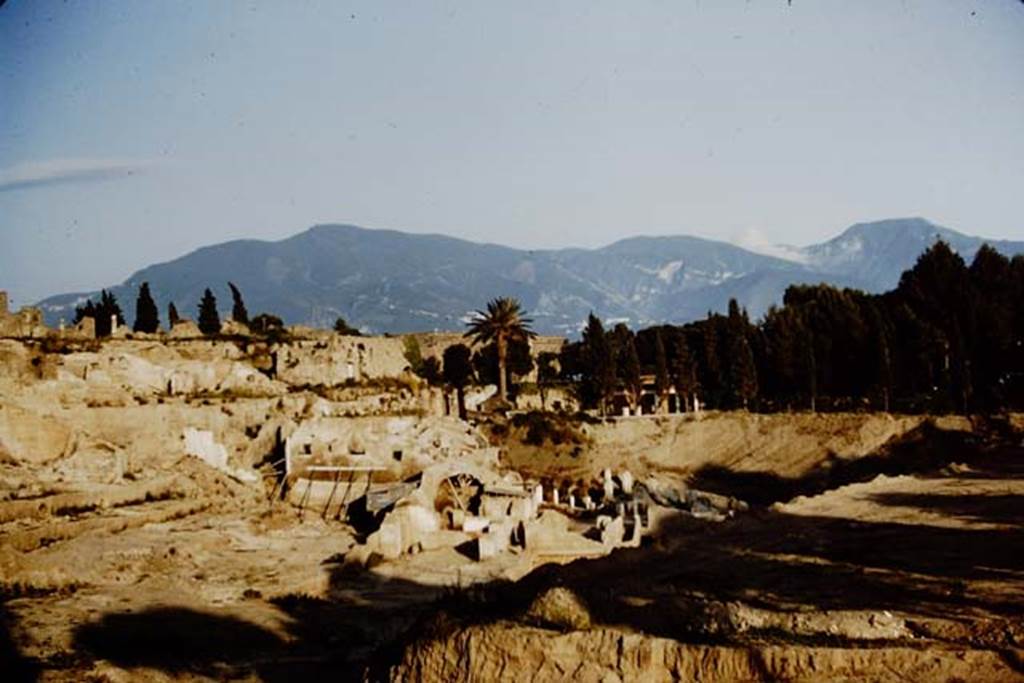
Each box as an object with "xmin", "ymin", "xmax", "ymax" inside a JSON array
[{"xmin": 370, "ymin": 414, "xmax": 1024, "ymax": 682}]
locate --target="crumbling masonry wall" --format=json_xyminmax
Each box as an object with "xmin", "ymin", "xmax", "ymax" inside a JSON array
[
  {"xmin": 0, "ymin": 290, "xmax": 47, "ymax": 338},
  {"xmin": 273, "ymin": 336, "xmax": 408, "ymax": 386}
]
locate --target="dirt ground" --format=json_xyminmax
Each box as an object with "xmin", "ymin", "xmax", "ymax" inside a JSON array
[
  {"xmin": 2, "ymin": 411, "xmax": 1023, "ymax": 681},
  {"xmin": 390, "ymin": 429, "xmax": 1024, "ymax": 681}
]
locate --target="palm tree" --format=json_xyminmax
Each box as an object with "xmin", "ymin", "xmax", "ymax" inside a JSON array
[{"xmin": 464, "ymin": 297, "xmax": 535, "ymax": 404}]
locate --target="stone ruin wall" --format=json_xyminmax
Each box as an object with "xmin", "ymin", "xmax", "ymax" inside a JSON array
[
  {"xmin": 0, "ymin": 290, "xmax": 48, "ymax": 338},
  {"xmin": 273, "ymin": 335, "xmax": 409, "ymax": 386},
  {"xmin": 284, "ymin": 415, "xmax": 486, "ymax": 478}
]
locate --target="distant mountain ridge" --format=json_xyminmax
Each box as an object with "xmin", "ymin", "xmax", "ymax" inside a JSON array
[{"xmin": 37, "ymin": 218, "xmax": 1024, "ymax": 336}]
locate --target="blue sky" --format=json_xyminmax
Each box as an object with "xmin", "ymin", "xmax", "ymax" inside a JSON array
[{"xmin": 1, "ymin": 1, "xmax": 1023, "ymax": 305}]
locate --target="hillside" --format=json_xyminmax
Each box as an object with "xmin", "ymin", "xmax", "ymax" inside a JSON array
[{"xmin": 37, "ymin": 218, "xmax": 1024, "ymax": 335}]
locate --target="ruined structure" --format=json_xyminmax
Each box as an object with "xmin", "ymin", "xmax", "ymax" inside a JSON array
[
  {"xmin": 274, "ymin": 335, "xmax": 408, "ymax": 385},
  {"xmin": 0, "ymin": 290, "xmax": 47, "ymax": 338}
]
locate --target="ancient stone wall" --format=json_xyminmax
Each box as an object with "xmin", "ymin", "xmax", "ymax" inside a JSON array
[
  {"xmin": 284, "ymin": 415, "xmax": 487, "ymax": 480},
  {"xmin": 273, "ymin": 336, "xmax": 408, "ymax": 385},
  {"xmin": 0, "ymin": 291, "xmax": 48, "ymax": 338}
]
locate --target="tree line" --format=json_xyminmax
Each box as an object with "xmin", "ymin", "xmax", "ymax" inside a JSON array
[
  {"xmin": 74, "ymin": 283, "xmax": 240, "ymax": 336},
  {"xmin": 417, "ymin": 242, "xmax": 1024, "ymax": 416},
  {"xmin": 556, "ymin": 241, "xmax": 1024, "ymax": 415},
  {"xmin": 72, "ymin": 282, "xmax": 363, "ymax": 340}
]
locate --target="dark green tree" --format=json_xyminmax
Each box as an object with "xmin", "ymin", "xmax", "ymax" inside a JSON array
[
  {"xmin": 653, "ymin": 329, "xmax": 670, "ymax": 413},
  {"xmin": 669, "ymin": 328, "xmax": 698, "ymax": 411},
  {"xmin": 536, "ymin": 351, "xmax": 561, "ymax": 410},
  {"xmin": 133, "ymin": 282, "xmax": 159, "ymax": 333},
  {"xmin": 228, "ymin": 282, "xmax": 249, "ymax": 325},
  {"xmin": 761, "ymin": 305, "xmax": 800, "ymax": 408},
  {"xmin": 168, "ymin": 302, "xmax": 181, "ymax": 327},
  {"xmin": 333, "ymin": 317, "xmax": 362, "ymax": 336},
  {"xmin": 699, "ymin": 317, "xmax": 725, "ymax": 408},
  {"xmin": 102, "ymin": 290, "xmax": 125, "ymax": 337},
  {"xmin": 968, "ymin": 245, "xmax": 1014, "ymax": 410},
  {"xmin": 250, "ymin": 313, "xmax": 288, "ymax": 342},
  {"xmin": 897, "ymin": 240, "xmax": 972, "ymax": 413},
  {"xmin": 420, "ymin": 357, "xmax": 442, "ymax": 385},
  {"xmin": 464, "ymin": 297, "xmax": 536, "ymax": 404},
  {"xmin": 250, "ymin": 313, "xmax": 283, "ymax": 335},
  {"xmin": 197, "ymin": 289, "xmax": 221, "ymax": 335},
  {"xmin": 472, "ymin": 337, "xmax": 534, "ymax": 396},
  {"xmin": 73, "ymin": 300, "xmax": 97, "ymax": 326},
  {"xmin": 862, "ymin": 300, "xmax": 894, "ymax": 412},
  {"xmin": 728, "ymin": 331, "xmax": 759, "ymax": 410},
  {"xmin": 403, "ymin": 336, "xmax": 428, "ymax": 378},
  {"xmin": 619, "ymin": 328, "xmax": 642, "ymax": 412},
  {"xmin": 401, "ymin": 338, "xmax": 441, "ymax": 384},
  {"xmin": 580, "ymin": 313, "xmax": 616, "ymax": 414},
  {"xmin": 442, "ymin": 343, "xmax": 474, "ymax": 419},
  {"xmin": 725, "ymin": 299, "xmax": 758, "ymax": 409},
  {"xmin": 74, "ymin": 290, "xmax": 125, "ymax": 337}
]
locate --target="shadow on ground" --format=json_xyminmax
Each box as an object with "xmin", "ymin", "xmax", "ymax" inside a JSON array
[
  {"xmin": 1, "ymin": 600, "xmax": 39, "ymax": 683},
  {"xmin": 4, "ymin": 415, "xmax": 1020, "ymax": 680},
  {"xmin": 61, "ymin": 570, "xmax": 449, "ymax": 682},
  {"xmin": 74, "ymin": 607, "xmax": 285, "ymax": 674},
  {"xmin": 688, "ymin": 416, "xmax": 1020, "ymax": 506}
]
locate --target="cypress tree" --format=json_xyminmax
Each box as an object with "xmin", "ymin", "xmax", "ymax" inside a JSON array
[
  {"xmin": 92, "ymin": 290, "xmax": 125, "ymax": 337},
  {"xmin": 74, "ymin": 294, "xmax": 123, "ymax": 337},
  {"xmin": 728, "ymin": 331, "xmax": 759, "ymax": 410},
  {"xmin": 581, "ymin": 313, "xmax": 616, "ymax": 414},
  {"xmin": 333, "ymin": 317, "xmax": 361, "ymax": 336},
  {"xmin": 197, "ymin": 289, "xmax": 221, "ymax": 335},
  {"xmin": 228, "ymin": 282, "xmax": 249, "ymax": 325},
  {"xmin": 133, "ymin": 282, "xmax": 160, "ymax": 333},
  {"xmin": 621, "ymin": 331, "xmax": 642, "ymax": 412},
  {"xmin": 700, "ymin": 318, "xmax": 724, "ymax": 408},
  {"xmin": 168, "ymin": 302, "xmax": 181, "ymax": 327},
  {"xmin": 73, "ymin": 300, "xmax": 97, "ymax": 326},
  {"xmin": 969, "ymin": 245, "xmax": 1013, "ymax": 410},
  {"xmin": 442, "ymin": 343, "xmax": 474, "ymax": 419},
  {"xmin": 654, "ymin": 329, "xmax": 670, "ymax": 413},
  {"xmin": 725, "ymin": 299, "xmax": 757, "ymax": 409},
  {"xmin": 670, "ymin": 329, "xmax": 698, "ymax": 411},
  {"xmin": 864, "ymin": 301, "xmax": 893, "ymax": 412}
]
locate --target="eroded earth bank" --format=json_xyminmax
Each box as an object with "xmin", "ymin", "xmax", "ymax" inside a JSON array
[{"xmin": 1, "ymin": 336, "xmax": 1022, "ymax": 682}]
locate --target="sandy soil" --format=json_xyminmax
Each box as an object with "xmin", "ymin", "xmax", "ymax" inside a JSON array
[
  {"xmin": 2, "ymin": 411, "xmax": 1022, "ymax": 681},
  {"xmin": 390, "ymin": 440, "xmax": 1024, "ymax": 681}
]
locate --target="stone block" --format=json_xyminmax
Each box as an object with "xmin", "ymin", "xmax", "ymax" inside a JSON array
[
  {"xmin": 600, "ymin": 516, "xmax": 625, "ymax": 548},
  {"xmin": 462, "ymin": 516, "xmax": 490, "ymax": 534}
]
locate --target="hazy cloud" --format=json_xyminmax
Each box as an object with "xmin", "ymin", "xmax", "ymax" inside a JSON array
[
  {"xmin": 0, "ymin": 158, "xmax": 151, "ymax": 193},
  {"xmin": 734, "ymin": 226, "xmax": 809, "ymax": 264}
]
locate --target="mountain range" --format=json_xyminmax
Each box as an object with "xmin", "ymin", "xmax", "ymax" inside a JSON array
[{"xmin": 37, "ymin": 217, "xmax": 1024, "ymax": 336}]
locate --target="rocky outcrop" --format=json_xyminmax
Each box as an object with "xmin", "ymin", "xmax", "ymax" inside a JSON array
[
  {"xmin": 0, "ymin": 404, "xmax": 75, "ymax": 464},
  {"xmin": 388, "ymin": 622, "xmax": 1021, "ymax": 682},
  {"xmin": 58, "ymin": 348, "xmax": 286, "ymax": 398}
]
